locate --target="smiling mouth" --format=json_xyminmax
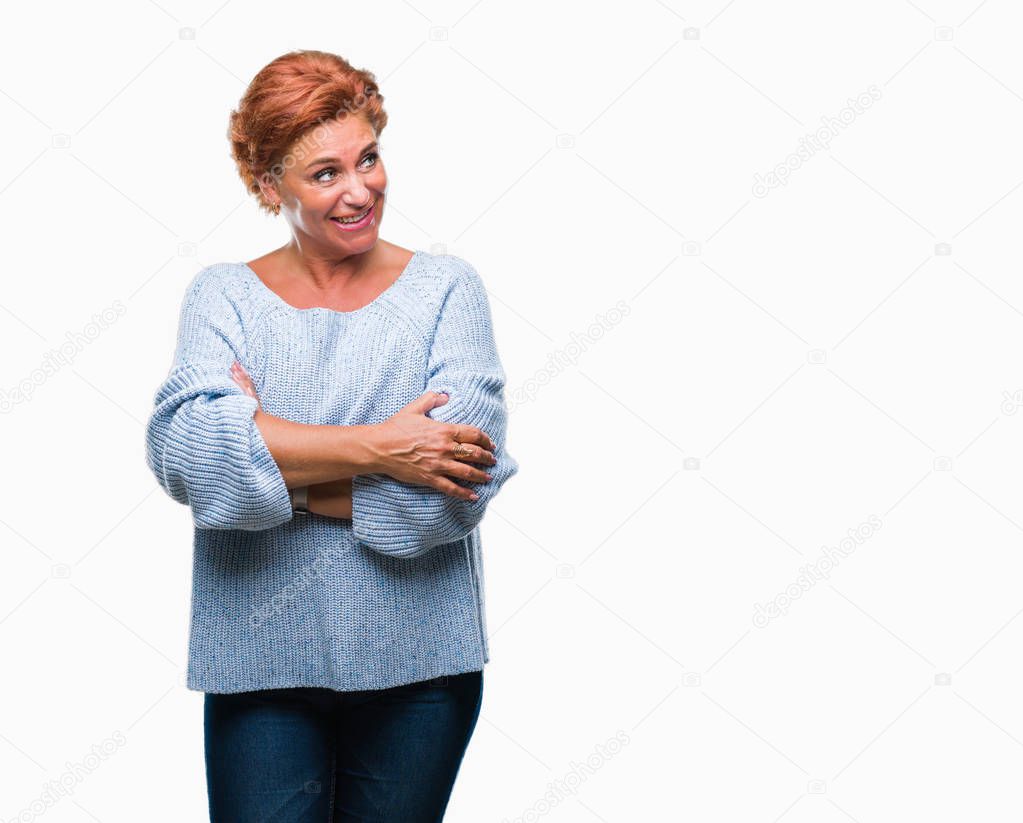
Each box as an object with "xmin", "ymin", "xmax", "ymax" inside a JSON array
[{"xmin": 330, "ymin": 202, "xmax": 374, "ymax": 225}]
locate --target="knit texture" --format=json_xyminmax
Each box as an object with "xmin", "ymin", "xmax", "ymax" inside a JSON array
[{"xmin": 144, "ymin": 250, "xmax": 519, "ymax": 693}]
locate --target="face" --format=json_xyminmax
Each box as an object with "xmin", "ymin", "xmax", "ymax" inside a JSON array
[{"xmin": 265, "ymin": 115, "xmax": 386, "ymax": 257}]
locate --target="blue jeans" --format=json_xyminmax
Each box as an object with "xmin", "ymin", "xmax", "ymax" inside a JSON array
[{"xmin": 203, "ymin": 670, "xmax": 483, "ymax": 822}]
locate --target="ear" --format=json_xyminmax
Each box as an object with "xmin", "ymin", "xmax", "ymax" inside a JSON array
[{"xmin": 255, "ymin": 171, "xmax": 280, "ymax": 208}]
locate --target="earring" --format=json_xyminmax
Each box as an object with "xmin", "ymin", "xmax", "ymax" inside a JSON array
[{"xmin": 272, "ymin": 201, "xmax": 281, "ymax": 215}]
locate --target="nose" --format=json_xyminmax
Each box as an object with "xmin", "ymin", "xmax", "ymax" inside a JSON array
[{"xmin": 340, "ymin": 180, "xmax": 371, "ymax": 209}]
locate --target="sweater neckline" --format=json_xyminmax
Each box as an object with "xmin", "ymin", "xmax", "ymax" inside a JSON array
[{"xmin": 236, "ymin": 250, "xmax": 422, "ymax": 317}]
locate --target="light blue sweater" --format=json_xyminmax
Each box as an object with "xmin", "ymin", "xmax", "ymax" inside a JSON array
[{"xmin": 144, "ymin": 250, "xmax": 519, "ymax": 693}]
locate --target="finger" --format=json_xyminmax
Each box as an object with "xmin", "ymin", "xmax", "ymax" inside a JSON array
[
  {"xmin": 431, "ymin": 477, "xmax": 480, "ymax": 502},
  {"xmin": 455, "ymin": 425, "xmax": 496, "ymax": 452},
  {"xmin": 444, "ymin": 461, "xmax": 492, "ymax": 484},
  {"xmin": 235, "ymin": 380, "xmax": 258, "ymax": 403},
  {"xmin": 402, "ymin": 391, "xmax": 448, "ymax": 416},
  {"xmin": 451, "ymin": 443, "xmax": 496, "ymax": 466}
]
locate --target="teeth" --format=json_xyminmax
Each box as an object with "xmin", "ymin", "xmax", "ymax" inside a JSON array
[{"xmin": 335, "ymin": 206, "xmax": 370, "ymax": 224}]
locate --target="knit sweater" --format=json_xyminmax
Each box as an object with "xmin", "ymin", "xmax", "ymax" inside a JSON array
[{"xmin": 143, "ymin": 250, "xmax": 519, "ymax": 694}]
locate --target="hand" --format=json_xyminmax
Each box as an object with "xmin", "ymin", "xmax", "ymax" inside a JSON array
[
  {"xmin": 367, "ymin": 391, "xmax": 498, "ymax": 502},
  {"xmin": 230, "ymin": 361, "xmax": 261, "ymax": 411}
]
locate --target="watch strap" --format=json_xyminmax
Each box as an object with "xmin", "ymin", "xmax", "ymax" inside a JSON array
[{"xmin": 291, "ymin": 485, "xmax": 310, "ymax": 514}]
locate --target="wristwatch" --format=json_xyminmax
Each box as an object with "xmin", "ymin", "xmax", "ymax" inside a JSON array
[{"xmin": 290, "ymin": 486, "xmax": 310, "ymax": 515}]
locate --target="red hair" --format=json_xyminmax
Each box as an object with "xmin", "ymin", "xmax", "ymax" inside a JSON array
[{"xmin": 228, "ymin": 50, "xmax": 388, "ymax": 216}]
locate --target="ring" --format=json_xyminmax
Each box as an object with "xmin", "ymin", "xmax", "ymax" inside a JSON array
[{"xmin": 452, "ymin": 442, "xmax": 473, "ymax": 458}]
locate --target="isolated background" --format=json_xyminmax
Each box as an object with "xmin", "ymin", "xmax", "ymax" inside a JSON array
[{"xmin": 3, "ymin": 0, "xmax": 1023, "ymax": 820}]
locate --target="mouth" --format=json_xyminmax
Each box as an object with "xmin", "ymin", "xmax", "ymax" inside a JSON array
[{"xmin": 329, "ymin": 202, "xmax": 375, "ymax": 232}]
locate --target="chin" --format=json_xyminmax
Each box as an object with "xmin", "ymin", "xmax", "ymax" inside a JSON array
[{"xmin": 338, "ymin": 232, "xmax": 379, "ymax": 254}]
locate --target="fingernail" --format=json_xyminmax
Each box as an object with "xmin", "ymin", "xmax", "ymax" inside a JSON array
[{"xmin": 470, "ymin": 493, "xmax": 479, "ymax": 501}]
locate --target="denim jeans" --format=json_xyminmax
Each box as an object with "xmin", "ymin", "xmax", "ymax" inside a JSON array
[{"xmin": 203, "ymin": 670, "xmax": 484, "ymax": 822}]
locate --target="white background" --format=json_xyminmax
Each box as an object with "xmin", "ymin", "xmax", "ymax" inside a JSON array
[{"xmin": 2, "ymin": 0, "xmax": 1023, "ymax": 820}]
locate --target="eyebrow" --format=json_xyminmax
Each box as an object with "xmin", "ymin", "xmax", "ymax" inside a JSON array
[{"xmin": 306, "ymin": 142, "xmax": 378, "ymax": 168}]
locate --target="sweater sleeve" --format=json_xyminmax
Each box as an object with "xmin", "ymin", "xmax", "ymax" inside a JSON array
[
  {"xmin": 144, "ymin": 267, "xmax": 294, "ymax": 532},
  {"xmin": 350, "ymin": 259, "xmax": 519, "ymax": 558}
]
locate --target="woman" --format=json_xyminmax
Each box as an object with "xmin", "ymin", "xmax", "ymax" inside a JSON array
[{"xmin": 143, "ymin": 49, "xmax": 519, "ymax": 821}]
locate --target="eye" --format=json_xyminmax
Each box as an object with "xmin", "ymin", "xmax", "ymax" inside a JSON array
[{"xmin": 312, "ymin": 152, "xmax": 379, "ymax": 183}]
